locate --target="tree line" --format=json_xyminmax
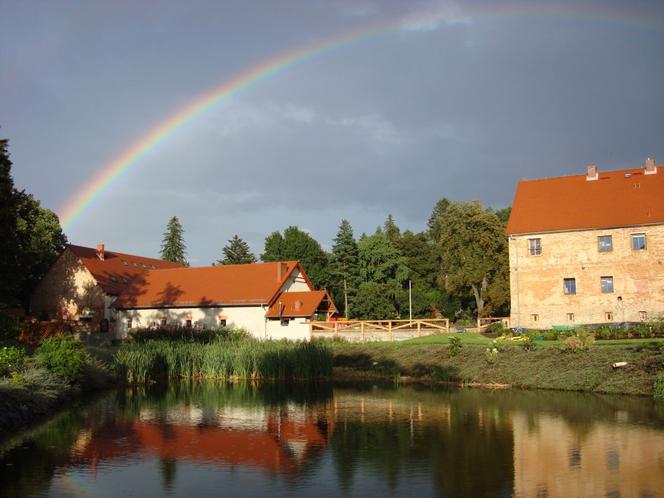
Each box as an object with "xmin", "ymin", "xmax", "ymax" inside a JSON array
[
  {"xmin": 0, "ymin": 136, "xmax": 510, "ymax": 322},
  {"xmin": 160, "ymin": 201, "xmax": 511, "ymax": 322}
]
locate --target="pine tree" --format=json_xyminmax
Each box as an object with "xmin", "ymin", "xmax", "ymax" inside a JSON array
[
  {"xmin": 0, "ymin": 138, "xmax": 18, "ymax": 304},
  {"xmin": 329, "ymin": 219, "xmax": 359, "ymax": 316},
  {"xmin": 383, "ymin": 214, "xmax": 401, "ymax": 243},
  {"xmin": 217, "ymin": 235, "xmax": 256, "ymax": 265},
  {"xmin": 160, "ymin": 216, "xmax": 188, "ymax": 265}
]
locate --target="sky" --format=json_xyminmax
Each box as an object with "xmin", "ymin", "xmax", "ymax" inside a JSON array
[{"xmin": 1, "ymin": 0, "xmax": 663, "ymax": 265}]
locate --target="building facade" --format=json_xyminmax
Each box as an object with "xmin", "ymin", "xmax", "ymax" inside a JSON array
[{"xmin": 507, "ymin": 159, "xmax": 664, "ymax": 329}]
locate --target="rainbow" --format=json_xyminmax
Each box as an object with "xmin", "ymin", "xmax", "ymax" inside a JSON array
[{"xmin": 58, "ymin": 3, "xmax": 663, "ymax": 229}]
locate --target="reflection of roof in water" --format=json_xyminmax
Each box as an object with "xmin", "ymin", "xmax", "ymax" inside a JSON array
[{"xmin": 71, "ymin": 412, "xmax": 332, "ymax": 476}]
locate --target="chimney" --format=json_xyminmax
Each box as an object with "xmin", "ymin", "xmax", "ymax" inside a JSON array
[
  {"xmin": 644, "ymin": 157, "xmax": 657, "ymax": 175},
  {"xmin": 276, "ymin": 262, "xmax": 289, "ymax": 282},
  {"xmin": 96, "ymin": 243, "xmax": 105, "ymax": 261},
  {"xmin": 586, "ymin": 165, "xmax": 598, "ymax": 181}
]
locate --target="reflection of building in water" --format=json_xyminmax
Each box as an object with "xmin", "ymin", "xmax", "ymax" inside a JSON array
[
  {"xmin": 71, "ymin": 405, "xmax": 333, "ymax": 476},
  {"xmin": 512, "ymin": 412, "xmax": 664, "ymax": 498}
]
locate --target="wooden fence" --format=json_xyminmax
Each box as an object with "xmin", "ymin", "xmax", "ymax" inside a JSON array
[
  {"xmin": 309, "ymin": 318, "xmax": 449, "ymax": 342},
  {"xmin": 476, "ymin": 316, "xmax": 510, "ymax": 330}
]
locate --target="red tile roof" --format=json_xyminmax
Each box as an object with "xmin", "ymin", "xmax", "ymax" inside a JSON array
[
  {"xmin": 113, "ymin": 261, "xmax": 313, "ymax": 309},
  {"xmin": 506, "ymin": 164, "xmax": 664, "ymax": 235},
  {"xmin": 266, "ymin": 291, "xmax": 337, "ymax": 318},
  {"xmin": 68, "ymin": 244, "xmax": 183, "ymax": 295}
]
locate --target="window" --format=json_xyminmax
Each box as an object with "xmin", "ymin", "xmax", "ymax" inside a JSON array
[
  {"xmin": 631, "ymin": 234, "xmax": 646, "ymax": 250},
  {"xmin": 530, "ymin": 314, "xmax": 539, "ymax": 322},
  {"xmin": 600, "ymin": 276, "xmax": 614, "ymax": 293},
  {"xmin": 160, "ymin": 317, "xmax": 167, "ymax": 327},
  {"xmin": 219, "ymin": 317, "xmax": 227, "ymax": 327},
  {"xmin": 567, "ymin": 313, "xmax": 575, "ymax": 322},
  {"xmin": 563, "ymin": 278, "xmax": 576, "ymax": 295},
  {"xmin": 185, "ymin": 319, "xmax": 192, "ymax": 328},
  {"xmin": 605, "ymin": 312, "xmax": 613, "ymax": 322},
  {"xmin": 127, "ymin": 318, "xmax": 133, "ymax": 329},
  {"xmin": 598, "ymin": 235, "xmax": 613, "ymax": 252},
  {"xmin": 528, "ymin": 238, "xmax": 542, "ymax": 256},
  {"xmin": 639, "ymin": 311, "xmax": 647, "ymax": 322}
]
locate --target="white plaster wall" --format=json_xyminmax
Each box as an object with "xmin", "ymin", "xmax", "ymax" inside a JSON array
[
  {"xmin": 116, "ymin": 306, "xmax": 313, "ymax": 341},
  {"xmin": 266, "ymin": 317, "xmax": 311, "ymax": 341},
  {"xmin": 280, "ymin": 268, "xmax": 313, "ymax": 293}
]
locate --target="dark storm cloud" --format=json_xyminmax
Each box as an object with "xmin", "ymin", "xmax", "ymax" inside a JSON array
[{"xmin": 1, "ymin": 0, "xmax": 663, "ymax": 262}]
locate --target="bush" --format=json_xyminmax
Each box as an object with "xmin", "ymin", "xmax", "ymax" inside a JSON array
[
  {"xmin": 542, "ymin": 331, "xmax": 559, "ymax": 341},
  {"xmin": 448, "ymin": 336, "xmax": 462, "ymax": 357},
  {"xmin": 0, "ymin": 311, "xmax": 21, "ymax": 343},
  {"xmin": 481, "ymin": 321, "xmax": 504, "ymax": 338},
  {"xmin": 562, "ymin": 336, "xmax": 585, "ymax": 352},
  {"xmin": 129, "ymin": 325, "xmax": 248, "ymax": 343},
  {"xmin": 0, "ymin": 346, "xmax": 27, "ymax": 377},
  {"xmin": 575, "ymin": 328, "xmax": 595, "ymax": 348},
  {"xmin": 655, "ymin": 373, "xmax": 664, "ymax": 401},
  {"xmin": 484, "ymin": 347, "xmax": 498, "ymax": 365},
  {"xmin": 520, "ymin": 336, "xmax": 537, "ymax": 351},
  {"xmin": 35, "ymin": 336, "xmax": 85, "ymax": 383}
]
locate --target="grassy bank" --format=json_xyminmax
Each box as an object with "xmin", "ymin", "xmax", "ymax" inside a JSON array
[
  {"xmin": 0, "ymin": 337, "xmax": 116, "ymax": 433},
  {"xmin": 332, "ymin": 340, "xmax": 664, "ymax": 397},
  {"xmin": 115, "ymin": 338, "xmax": 332, "ymax": 382}
]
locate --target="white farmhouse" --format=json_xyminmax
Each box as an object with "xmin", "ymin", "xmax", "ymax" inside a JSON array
[{"xmin": 112, "ymin": 261, "xmax": 337, "ymax": 340}]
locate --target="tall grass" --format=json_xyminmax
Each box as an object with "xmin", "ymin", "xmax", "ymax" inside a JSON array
[{"xmin": 115, "ymin": 339, "xmax": 332, "ymax": 383}]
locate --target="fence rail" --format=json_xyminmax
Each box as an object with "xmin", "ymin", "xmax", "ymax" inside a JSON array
[
  {"xmin": 476, "ymin": 317, "xmax": 510, "ymax": 330},
  {"xmin": 309, "ymin": 318, "xmax": 449, "ymax": 342}
]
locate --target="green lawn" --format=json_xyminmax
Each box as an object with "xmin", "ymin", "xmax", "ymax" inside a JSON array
[{"xmin": 399, "ymin": 332, "xmax": 664, "ymax": 347}]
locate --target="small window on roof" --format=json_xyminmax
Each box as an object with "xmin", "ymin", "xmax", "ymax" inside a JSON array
[{"xmin": 122, "ymin": 260, "xmax": 128, "ymax": 266}]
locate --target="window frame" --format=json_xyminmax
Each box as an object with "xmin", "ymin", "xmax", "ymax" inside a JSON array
[
  {"xmin": 605, "ymin": 311, "xmax": 614, "ymax": 322},
  {"xmin": 127, "ymin": 317, "xmax": 133, "ymax": 330},
  {"xmin": 563, "ymin": 278, "xmax": 577, "ymax": 295},
  {"xmin": 631, "ymin": 233, "xmax": 647, "ymax": 251},
  {"xmin": 567, "ymin": 313, "xmax": 575, "ymax": 322},
  {"xmin": 597, "ymin": 235, "xmax": 613, "ymax": 253},
  {"xmin": 530, "ymin": 314, "xmax": 539, "ymax": 322},
  {"xmin": 528, "ymin": 238, "xmax": 542, "ymax": 256},
  {"xmin": 600, "ymin": 276, "xmax": 614, "ymax": 294}
]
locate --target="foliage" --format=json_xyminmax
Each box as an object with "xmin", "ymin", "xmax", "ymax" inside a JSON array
[
  {"xmin": 482, "ymin": 321, "xmax": 505, "ymax": 338},
  {"xmin": 0, "ymin": 310, "xmax": 20, "ymax": 343},
  {"xmin": 484, "ymin": 347, "xmax": 498, "ymax": 364},
  {"xmin": 436, "ymin": 201, "xmax": 509, "ymax": 319},
  {"xmin": 655, "ymin": 373, "xmax": 664, "ymax": 400},
  {"xmin": 383, "ymin": 214, "xmax": 401, "ymax": 243},
  {"xmin": 351, "ymin": 282, "xmax": 397, "ymax": 320},
  {"xmin": 329, "ymin": 219, "xmax": 360, "ymax": 317},
  {"xmin": 115, "ymin": 338, "xmax": 333, "ymax": 382},
  {"xmin": 448, "ymin": 336, "xmax": 462, "ymax": 357},
  {"xmin": 13, "ymin": 190, "xmax": 67, "ymax": 307},
  {"xmin": 0, "ymin": 138, "xmax": 18, "ymax": 305},
  {"xmin": 427, "ymin": 197, "xmax": 451, "ymax": 243},
  {"xmin": 562, "ymin": 336, "xmax": 586, "ymax": 352},
  {"xmin": 520, "ymin": 336, "xmax": 537, "ymax": 351},
  {"xmin": 129, "ymin": 325, "xmax": 247, "ymax": 343},
  {"xmin": 18, "ymin": 320, "xmax": 65, "ymax": 347},
  {"xmin": 216, "ymin": 235, "xmax": 256, "ymax": 265},
  {"xmin": 261, "ymin": 226, "xmax": 330, "ymax": 289},
  {"xmin": 0, "ymin": 346, "xmax": 27, "ymax": 377},
  {"xmin": 35, "ymin": 336, "xmax": 85, "ymax": 383},
  {"xmin": 160, "ymin": 216, "xmax": 188, "ymax": 265}
]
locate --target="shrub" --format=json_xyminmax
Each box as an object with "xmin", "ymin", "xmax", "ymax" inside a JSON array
[
  {"xmin": 542, "ymin": 331, "xmax": 559, "ymax": 341},
  {"xmin": 431, "ymin": 367, "xmax": 450, "ymax": 382},
  {"xmin": 0, "ymin": 311, "xmax": 21, "ymax": 343},
  {"xmin": 597, "ymin": 326, "xmax": 613, "ymax": 340},
  {"xmin": 0, "ymin": 346, "xmax": 27, "ymax": 377},
  {"xmin": 35, "ymin": 336, "xmax": 85, "ymax": 383},
  {"xmin": 575, "ymin": 329, "xmax": 595, "ymax": 348},
  {"xmin": 484, "ymin": 347, "xmax": 498, "ymax": 365},
  {"xmin": 655, "ymin": 373, "xmax": 664, "ymax": 401},
  {"xmin": 562, "ymin": 336, "xmax": 585, "ymax": 352},
  {"xmin": 448, "ymin": 336, "xmax": 462, "ymax": 357},
  {"xmin": 481, "ymin": 321, "xmax": 504, "ymax": 338},
  {"xmin": 520, "ymin": 336, "xmax": 537, "ymax": 351}
]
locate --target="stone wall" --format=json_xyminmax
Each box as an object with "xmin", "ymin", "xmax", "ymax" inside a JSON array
[{"xmin": 509, "ymin": 224, "xmax": 664, "ymax": 329}]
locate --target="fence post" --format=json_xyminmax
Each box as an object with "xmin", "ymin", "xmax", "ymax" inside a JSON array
[
  {"xmin": 389, "ymin": 321, "xmax": 393, "ymax": 341},
  {"xmin": 361, "ymin": 321, "xmax": 365, "ymax": 343},
  {"xmin": 417, "ymin": 320, "xmax": 421, "ymax": 337}
]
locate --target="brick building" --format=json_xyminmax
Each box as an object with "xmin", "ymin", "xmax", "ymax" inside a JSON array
[{"xmin": 506, "ymin": 158, "xmax": 664, "ymax": 329}]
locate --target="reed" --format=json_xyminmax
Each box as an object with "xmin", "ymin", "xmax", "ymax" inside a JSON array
[{"xmin": 115, "ymin": 338, "xmax": 332, "ymax": 383}]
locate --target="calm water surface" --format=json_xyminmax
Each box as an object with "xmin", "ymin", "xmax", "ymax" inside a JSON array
[{"xmin": 1, "ymin": 382, "xmax": 663, "ymax": 498}]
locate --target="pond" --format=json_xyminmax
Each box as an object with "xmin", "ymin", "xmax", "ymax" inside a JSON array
[{"xmin": 1, "ymin": 382, "xmax": 663, "ymax": 497}]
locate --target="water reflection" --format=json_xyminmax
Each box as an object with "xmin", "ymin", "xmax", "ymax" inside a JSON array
[{"xmin": 1, "ymin": 383, "xmax": 663, "ymax": 498}]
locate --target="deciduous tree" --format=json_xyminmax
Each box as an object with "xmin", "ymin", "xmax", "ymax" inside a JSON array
[{"xmin": 436, "ymin": 201, "xmax": 509, "ymax": 319}]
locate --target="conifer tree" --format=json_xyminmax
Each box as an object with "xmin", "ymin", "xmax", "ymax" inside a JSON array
[
  {"xmin": 0, "ymin": 138, "xmax": 18, "ymax": 304},
  {"xmin": 329, "ymin": 219, "xmax": 359, "ymax": 316},
  {"xmin": 217, "ymin": 235, "xmax": 256, "ymax": 265},
  {"xmin": 383, "ymin": 214, "xmax": 401, "ymax": 243},
  {"xmin": 160, "ymin": 216, "xmax": 188, "ymax": 265}
]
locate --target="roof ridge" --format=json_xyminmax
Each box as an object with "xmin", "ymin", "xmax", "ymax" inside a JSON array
[{"xmin": 518, "ymin": 164, "xmax": 661, "ymax": 183}]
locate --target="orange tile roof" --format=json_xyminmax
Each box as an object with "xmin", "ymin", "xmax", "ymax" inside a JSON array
[
  {"xmin": 113, "ymin": 261, "xmax": 313, "ymax": 309},
  {"xmin": 266, "ymin": 290, "xmax": 337, "ymax": 318},
  {"xmin": 506, "ymin": 164, "xmax": 664, "ymax": 235},
  {"xmin": 68, "ymin": 244, "xmax": 183, "ymax": 295}
]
